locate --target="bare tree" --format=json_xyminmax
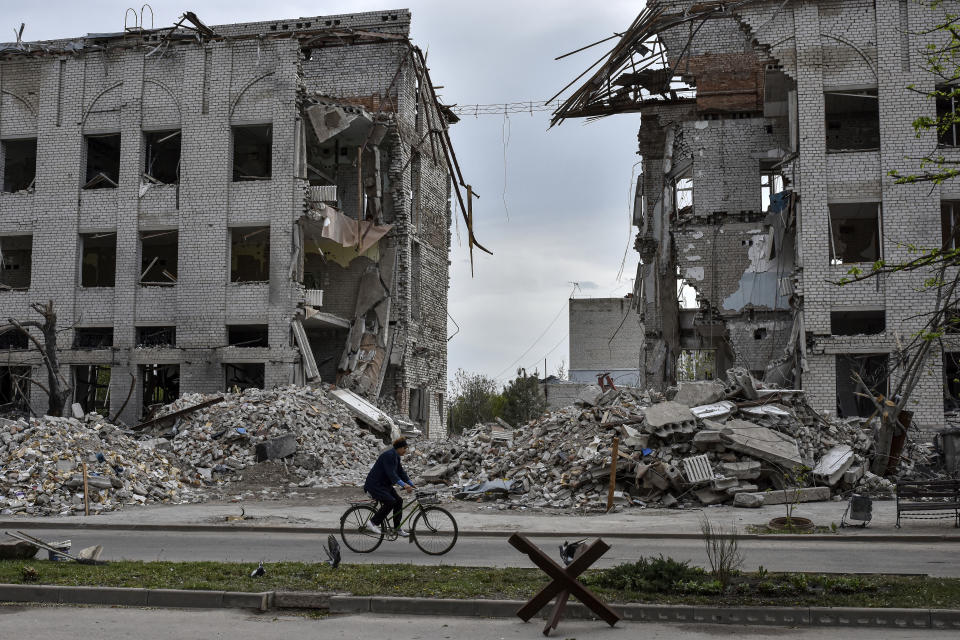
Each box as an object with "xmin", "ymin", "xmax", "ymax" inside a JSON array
[{"xmin": 0, "ymin": 300, "xmax": 71, "ymax": 417}]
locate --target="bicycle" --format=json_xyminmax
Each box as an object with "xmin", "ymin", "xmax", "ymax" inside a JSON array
[{"xmin": 339, "ymin": 490, "xmax": 458, "ymax": 556}]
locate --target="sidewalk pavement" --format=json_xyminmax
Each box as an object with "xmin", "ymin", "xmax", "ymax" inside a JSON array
[{"xmin": 2, "ymin": 496, "xmax": 959, "ymax": 540}]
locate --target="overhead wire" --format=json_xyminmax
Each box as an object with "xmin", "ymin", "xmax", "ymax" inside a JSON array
[{"xmin": 493, "ymin": 284, "xmax": 578, "ymax": 381}]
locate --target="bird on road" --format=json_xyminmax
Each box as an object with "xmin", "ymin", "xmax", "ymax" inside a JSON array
[{"xmin": 323, "ymin": 535, "xmax": 341, "ymax": 569}]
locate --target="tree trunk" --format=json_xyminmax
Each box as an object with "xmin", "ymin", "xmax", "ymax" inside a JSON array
[{"xmin": 38, "ymin": 300, "xmax": 67, "ymax": 417}]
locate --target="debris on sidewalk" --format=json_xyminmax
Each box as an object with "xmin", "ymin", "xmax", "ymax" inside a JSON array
[{"xmin": 410, "ymin": 368, "xmax": 912, "ymax": 511}]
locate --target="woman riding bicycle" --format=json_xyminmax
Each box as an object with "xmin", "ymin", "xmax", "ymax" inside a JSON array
[{"xmin": 362, "ymin": 437, "xmax": 415, "ymax": 536}]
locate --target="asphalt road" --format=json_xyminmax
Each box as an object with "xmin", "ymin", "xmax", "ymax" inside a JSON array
[
  {"xmin": 2, "ymin": 605, "xmax": 957, "ymax": 640},
  {"xmin": 16, "ymin": 528, "xmax": 960, "ymax": 576}
]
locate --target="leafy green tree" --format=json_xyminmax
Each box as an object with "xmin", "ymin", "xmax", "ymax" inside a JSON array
[
  {"xmin": 447, "ymin": 369, "xmax": 501, "ymax": 434},
  {"xmin": 501, "ymin": 368, "xmax": 547, "ymax": 426}
]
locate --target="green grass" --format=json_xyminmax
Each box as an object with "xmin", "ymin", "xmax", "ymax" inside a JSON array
[{"xmin": 2, "ymin": 559, "xmax": 960, "ymax": 609}]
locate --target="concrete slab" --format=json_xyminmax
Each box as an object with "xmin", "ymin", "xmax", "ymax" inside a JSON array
[
  {"xmin": 673, "ymin": 381, "xmax": 726, "ymax": 407},
  {"xmin": 720, "ymin": 419, "xmax": 802, "ymax": 468},
  {"xmin": 813, "ymin": 445, "xmax": 855, "ymax": 486},
  {"xmin": 690, "ymin": 400, "xmax": 736, "ymax": 420},
  {"xmin": 737, "ymin": 486, "xmax": 831, "ymax": 506},
  {"xmin": 643, "ymin": 401, "xmax": 694, "ymax": 428}
]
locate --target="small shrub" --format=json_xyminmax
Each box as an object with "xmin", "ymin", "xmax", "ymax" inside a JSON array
[
  {"xmin": 589, "ymin": 555, "xmax": 705, "ymax": 593},
  {"xmin": 20, "ymin": 565, "xmax": 39, "ymax": 583}
]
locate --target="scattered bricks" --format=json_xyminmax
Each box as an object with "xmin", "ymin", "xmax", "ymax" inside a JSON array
[{"xmin": 254, "ymin": 433, "xmax": 298, "ymax": 462}]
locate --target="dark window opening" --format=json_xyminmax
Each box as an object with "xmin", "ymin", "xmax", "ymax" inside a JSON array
[
  {"xmin": 0, "ymin": 235, "xmax": 32, "ymax": 290},
  {"xmin": 73, "ymin": 327, "xmax": 114, "ymax": 349},
  {"xmin": 84, "ymin": 133, "xmax": 121, "ymax": 189},
  {"xmin": 81, "ymin": 232, "xmax": 117, "ymax": 287},
  {"xmin": 232, "ymin": 124, "xmax": 272, "ymax": 181},
  {"xmin": 829, "ymin": 202, "xmax": 881, "ymax": 264},
  {"xmin": 230, "ymin": 226, "xmax": 270, "ymax": 282},
  {"xmin": 942, "ymin": 201, "xmax": 960, "ymax": 250},
  {"xmin": 937, "ymin": 85, "xmax": 960, "ymax": 147},
  {"xmin": 302, "ymin": 246, "xmax": 325, "ymax": 290},
  {"xmin": 2, "ymin": 138, "xmax": 37, "ymax": 192},
  {"xmin": 0, "ymin": 329, "xmax": 28, "ymax": 349},
  {"xmin": 836, "ymin": 353, "xmax": 888, "ymax": 418},
  {"xmin": 824, "ymin": 89, "xmax": 880, "ymax": 152},
  {"xmin": 408, "ymin": 387, "xmax": 428, "ymax": 425},
  {"xmin": 142, "ymin": 363, "xmax": 180, "ymax": 415},
  {"xmin": 225, "ymin": 362, "xmax": 265, "ymax": 390},
  {"xmin": 946, "ymin": 352, "xmax": 960, "ymax": 411},
  {"xmin": 136, "ymin": 326, "xmax": 176, "ymax": 347},
  {"xmin": 947, "ymin": 307, "xmax": 960, "ymax": 334},
  {"xmin": 227, "ymin": 324, "xmax": 269, "ymax": 348},
  {"xmin": 0, "ymin": 366, "xmax": 30, "ymax": 412},
  {"xmin": 140, "ymin": 230, "xmax": 178, "ymax": 286},
  {"xmin": 753, "ymin": 328, "xmax": 768, "ymax": 340},
  {"xmin": 144, "ymin": 130, "xmax": 181, "ymax": 184},
  {"xmin": 831, "ymin": 310, "xmax": 886, "ymax": 335},
  {"xmin": 74, "ymin": 364, "xmax": 111, "ymax": 415}
]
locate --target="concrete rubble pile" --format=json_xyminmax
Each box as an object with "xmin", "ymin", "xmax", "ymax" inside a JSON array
[
  {"xmin": 0, "ymin": 414, "xmax": 196, "ymax": 516},
  {"xmin": 142, "ymin": 384, "xmax": 387, "ymax": 490},
  {"xmin": 413, "ymin": 369, "xmax": 904, "ymax": 511}
]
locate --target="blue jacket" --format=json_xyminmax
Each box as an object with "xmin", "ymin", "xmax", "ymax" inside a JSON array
[{"xmin": 364, "ymin": 447, "xmax": 412, "ymax": 491}]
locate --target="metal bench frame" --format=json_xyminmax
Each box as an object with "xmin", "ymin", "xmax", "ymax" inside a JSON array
[{"xmin": 895, "ymin": 479, "xmax": 960, "ymax": 528}]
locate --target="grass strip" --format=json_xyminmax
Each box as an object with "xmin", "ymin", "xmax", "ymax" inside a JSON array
[{"xmin": 3, "ymin": 560, "xmax": 960, "ymax": 609}]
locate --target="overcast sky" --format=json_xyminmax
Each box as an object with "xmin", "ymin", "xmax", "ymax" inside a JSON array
[{"xmin": 23, "ymin": 1, "xmax": 644, "ymax": 387}]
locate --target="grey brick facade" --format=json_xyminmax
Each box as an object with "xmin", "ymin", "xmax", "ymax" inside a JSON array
[{"xmin": 0, "ymin": 9, "xmax": 453, "ymax": 438}]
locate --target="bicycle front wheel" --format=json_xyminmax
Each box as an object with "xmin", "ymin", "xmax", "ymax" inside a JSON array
[
  {"xmin": 340, "ymin": 505, "xmax": 384, "ymax": 553},
  {"xmin": 412, "ymin": 506, "xmax": 458, "ymax": 555}
]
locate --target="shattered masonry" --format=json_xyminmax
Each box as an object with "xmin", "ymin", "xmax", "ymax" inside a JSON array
[
  {"xmin": 0, "ymin": 10, "xmax": 457, "ymax": 437},
  {"xmin": 555, "ymin": 0, "xmax": 957, "ymax": 426}
]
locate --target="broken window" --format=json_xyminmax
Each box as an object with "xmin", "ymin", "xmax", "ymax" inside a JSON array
[
  {"xmin": 136, "ymin": 326, "xmax": 176, "ymax": 347},
  {"xmin": 760, "ymin": 161, "xmax": 784, "ymax": 212},
  {"xmin": 74, "ymin": 364, "xmax": 111, "ymax": 415},
  {"xmin": 227, "ymin": 324, "xmax": 269, "ymax": 348},
  {"xmin": 677, "ymin": 349, "xmax": 715, "ymax": 381},
  {"xmin": 140, "ymin": 230, "xmax": 178, "ymax": 286},
  {"xmin": 937, "ymin": 85, "xmax": 960, "ymax": 147},
  {"xmin": 0, "ymin": 329, "xmax": 28, "ymax": 349},
  {"xmin": 230, "ymin": 226, "xmax": 270, "ymax": 282},
  {"xmin": 831, "ymin": 310, "xmax": 885, "ymax": 335},
  {"xmin": 0, "ymin": 235, "xmax": 32, "ymax": 290},
  {"xmin": 84, "ymin": 133, "xmax": 121, "ymax": 189},
  {"xmin": 411, "ymin": 241, "xmax": 422, "ymax": 320},
  {"xmin": 674, "ymin": 177, "xmax": 693, "ymax": 216},
  {"xmin": 224, "ymin": 362, "xmax": 265, "ymax": 391},
  {"xmin": 836, "ymin": 353, "xmax": 888, "ymax": 418},
  {"xmin": 0, "ymin": 366, "xmax": 30, "ymax": 412},
  {"xmin": 408, "ymin": 387, "xmax": 429, "ymax": 425},
  {"xmin": 2, "ymin": 138, "xmax": 37, "ymax": 192},
  {"xmin": 142, "ymin": 364, "xmax": 180, "ymax": 414},
  {"xmin": 232, "ymin": 124, "xmax": 272, "ymax": 181},
  {"xmin": 80, "ymin": 232, "xmax": 117, "ymax": 287},
  {"xmin": 824, "ymin": 89, "xmax": 880, "ymax": 152},
  {"xmin": 73, "ymin": 327, "xmax": 114, "ymax": 349},
  {"xmin": 828, "ymin": 202, "xmax": 881, "ymax": 264},
  {"xmin": 677, "ymin": 274, "xmax": 699, "ymax": 309},
  {"xmin": 946, "ymin": 352, "xmax": 960, "ymax": 411},
  {"xmin": 144, "ymin": 130, "xmax": 181, "ymax": 184},
  {"xmin": 942, "ymin": 201, "xmax": 960, "ymax": 250}
]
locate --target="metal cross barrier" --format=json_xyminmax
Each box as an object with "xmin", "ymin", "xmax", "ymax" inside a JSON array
[{"xmin": 507, "ymin": 533, "xmax": 620, "ymax": 636}]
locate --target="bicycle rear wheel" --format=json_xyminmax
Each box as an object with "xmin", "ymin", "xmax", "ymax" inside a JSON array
[
  {"xmin": 412, "ymin": 506, "xmax": 458, "ymax": 555},
  {"xmin": 340, "ymin": 505, "xmax": 384, "ymax": 553}
]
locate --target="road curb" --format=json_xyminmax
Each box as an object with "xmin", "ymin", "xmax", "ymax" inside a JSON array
[
  {"xmin": 1, "ymin": 520, "xmax": 958, "ymax": 543},
  {"xmin": 2, "ymin": 584, "xmax": 960, "ymax": 629}
]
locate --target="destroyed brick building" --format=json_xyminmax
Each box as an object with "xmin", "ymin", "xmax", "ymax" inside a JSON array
[
  {"xmin": 568, "ymin": 297, "xmax": 644, "ymax": 386},
  {"xmin": 554, "ymin": 0, "xmax": 959, "ymax": 426},
  {"xmin": 0, "ymin": 9, "xmax": 473, "ymax": 437}
]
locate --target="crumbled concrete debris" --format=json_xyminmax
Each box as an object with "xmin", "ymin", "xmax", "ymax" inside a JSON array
[
  {"xmin": 0, "ymin": 415, "xmax": 197, "ymax": 516},
  {"xmin": 408, "ymin": 368, "xmax": 922, "ymax": 512}
]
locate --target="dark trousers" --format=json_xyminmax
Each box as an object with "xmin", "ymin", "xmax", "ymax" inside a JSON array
[{"xmin": 366, "ymin": 485, "xmax": 402, "ymax": 528}]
